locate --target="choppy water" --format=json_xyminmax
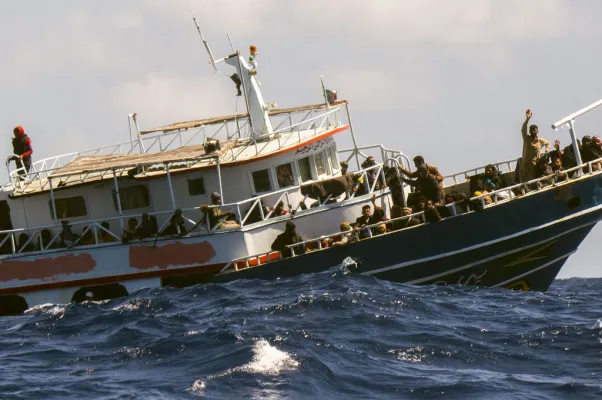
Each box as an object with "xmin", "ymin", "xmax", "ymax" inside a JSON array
[{"xmin": 2, "ymin": 260, "xmax": 602, "ymax": 399}]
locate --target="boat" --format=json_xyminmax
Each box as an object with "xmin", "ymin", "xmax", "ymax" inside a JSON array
[{"xmin": 2, "ymin": 16, "xmax": 602, "ymax": 316}]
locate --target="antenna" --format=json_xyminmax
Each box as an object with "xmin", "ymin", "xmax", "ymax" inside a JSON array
[{"xmin": 185, "ymin": 0, "xmax": 217, "ymax": 71}]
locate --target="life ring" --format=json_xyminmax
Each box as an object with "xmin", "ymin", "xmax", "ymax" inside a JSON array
[{"xmin": 505, "ymin": 280, "xmax": 529, "ymax": 291}]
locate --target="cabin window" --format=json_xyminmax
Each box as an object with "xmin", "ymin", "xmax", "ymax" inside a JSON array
[
  {"xmin": 252, "ymin": 169, "xmax": 272, "ymax": 193},
  {"xmin": 298, "ymin": 157, "xmax": 313, "ymax": 182},
  {"xmin": 329, "ymin": 146, "xmax": 339, "ymax": 170},
  {"xmin": 275, "ymin": 163, "xmax": 295, "ymax": 188},
  {"xmin": 187, "ymin": 177, "xmax": 206, "ymax": 196},
  {"xmin": 112, "ymin": 185, "xmax": 150, "ymax": 211},
  {"xmin": 315, "ymin": 152, "xmax": 327, "ymax": 176},
  {"xmin": 49, "ymin": 196, "xmax": 87, "ymax": 220}
]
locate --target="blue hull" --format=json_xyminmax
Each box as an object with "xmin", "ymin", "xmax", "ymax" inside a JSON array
[{"xmin": 213, "ymin": 175, "xmax": 602, "ymax": 291}]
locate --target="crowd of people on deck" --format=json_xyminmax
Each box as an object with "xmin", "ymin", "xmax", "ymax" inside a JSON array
[
  {"xmin": 269, "ymin": 107, "xmax": 602, "ymax": 258},
  {"xmin": 6, "ymin": 107, "xmax": 602, "ymax": 257}
]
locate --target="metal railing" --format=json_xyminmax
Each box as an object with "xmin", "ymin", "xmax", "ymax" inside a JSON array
[
  {"xmin": 0, "ymin": 158, "xmax": 394, "ymax": 259},
  {"xmin": 5, "ymin": 106, "xmax": 345, "ymax": 193}
]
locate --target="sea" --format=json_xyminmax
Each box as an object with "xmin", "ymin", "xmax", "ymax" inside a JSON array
[{"xmin": 1, "ymin": 260, "xmax": 602, "ymax": 400}]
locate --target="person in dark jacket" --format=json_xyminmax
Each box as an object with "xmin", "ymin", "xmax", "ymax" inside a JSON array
[
  {"xmin": 400, "ymin": 155, "xmax": 444, "ymax": 197},
  {"xmin": 271, "ymin": 221, "xmax": 305, "ymax": 258},
  {"xmin": 465, "ymin": 164, "xmax": 505, "ymax": 195},
  {"xmin": 402, "ymin": 164, "xmax": 442, "ymax": 205},
  {"xmin": 12, "ymin": 125, "xmax": 33, "ymax": 178},
  {"xmin": 580, "ymin": 135, "xmax": 602, "ymax": 171},
  {"xmin": 354, "ymin": 194, "xmax": 386, "ymax": 238}
]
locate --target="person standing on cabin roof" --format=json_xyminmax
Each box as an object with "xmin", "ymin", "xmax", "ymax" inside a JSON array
[
  {"xmin": 520, "ymin": 109, "xmax": 550, "ymax": 183},
  {"xmin": 12, "ymin": 126, "xmax": 33, "ymax": 178}
]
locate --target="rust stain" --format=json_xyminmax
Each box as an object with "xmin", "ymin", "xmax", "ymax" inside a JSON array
[
  {"xmin": 129, "ymin": 241, "xmax": 216, "ymax": 270},
  {"xmin": 0, "ymin": 253, "xmax": 96, "ymax": 282}
]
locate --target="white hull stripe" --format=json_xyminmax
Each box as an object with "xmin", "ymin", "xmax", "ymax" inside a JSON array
[
  {"xmin": 492, "ymin": 252, "xmax": 575, "ymax": 288},
  {"xmin": 362, "ymin": 202, "xmax": 602, "ymax": 277}
]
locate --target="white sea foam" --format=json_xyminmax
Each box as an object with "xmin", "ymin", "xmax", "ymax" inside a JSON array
[
  {"xmin": 240, "ymin": 339, "xmax": 299, "ymax": 375},
  {"xmin": 186, "ymin": 379, "xmax": 206, "ymax": 394},
  {"xmin": 25, "ymin": 303, "xmax": 67, "ymax": 316}
]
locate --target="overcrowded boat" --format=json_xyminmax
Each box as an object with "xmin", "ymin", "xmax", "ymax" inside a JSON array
[{"xmin": 2, "ymin": 21, "xmax": 602, "ymax": 316}]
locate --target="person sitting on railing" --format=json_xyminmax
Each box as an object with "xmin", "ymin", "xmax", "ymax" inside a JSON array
[
  {"xmin": 269, "ymin": 201, "xmax": 289, "ymax": 218},
  {"xmin": 203, "ymin": 192, "xmax": 241, "ymax": 230},
  {"xmin": 98, "ymin": 222, "xmax": 117, "ymax": 243},
  {"xmin": 11, "ymin": 125, "xmax": 33, "ymax": 179},
  {"xmin": 328, "ymin": 221, "xmax": 356, "ymax": 246},
  {"xmin": 400, "ymin": 155, "xmax": 444, "ymax": 196},
  {"xmin": 520, "ymin": 109, "xmax": 550, "ymax": 183},
  {"xmin": 271, "ymin": 221, "xmax": 305, "ymax": 258},
  {"xmin": 402, "ymin": 164, "xmax": 442, "ymax": 206},
  {"xmin": 354, "ymin": 194, "xmax": 386, "ymax": 239},
  {"xmin": 122, "ymin": 218, "xmax": 138, "ymax": 244}
]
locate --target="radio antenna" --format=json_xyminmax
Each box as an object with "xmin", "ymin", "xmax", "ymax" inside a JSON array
[{"xmin": 185, "ymin": 0, "xmax": 217, "ymax": 71}]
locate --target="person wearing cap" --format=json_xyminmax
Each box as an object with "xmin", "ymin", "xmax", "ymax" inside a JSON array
[
  {"xmin": 205, "ymin": 192, "xmax": 240, "ymax": 230},
  {"xmin": 329, "ymin": 221, "xmax": 356, "ymax": 246},
  {"xmin": 390, "ymin": 205, "xmax": 421, "ymax": 231},
  {"xmin": 271, "ymin": 220, "xmax": 305, "ymax": 258},
  {"xmin": 11, "ymin": 125, "xmax": 33, "ymax": 178},
  {"xmin": 520, "ymin": 109, "xmax": 550, "ymax": 183}
]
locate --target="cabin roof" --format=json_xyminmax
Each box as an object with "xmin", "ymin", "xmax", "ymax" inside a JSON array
[
  {"xmin": 140, "ymin": 100, "xmax": 348, "ymax": 134},
  {"xmin": 10, "ymin": 124, "xmax": 347, "ymax": 197},
  {"xmin": 51, "ymin": 143, "xmax": 216, "ymax": 177}
]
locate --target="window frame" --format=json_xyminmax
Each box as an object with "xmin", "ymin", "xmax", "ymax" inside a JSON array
[
  {"xmin": 328, "ymin": 146, "xmax": 339, "ymax": 172},
  {"xmin": 49, "ymin": 195, "xmax": 88, "ymax": 221},
  {"xmin": 112, "ymin": 184, "xmax": 151, "ymax": 211},
  {"xmin": 296, "ymin": 156, "xmax": 314, "ymax": 183},
  {"xmin": 249, "ymin": 167, "xmax": 275, "ymax": 195},
  {"xmin": 274, "ymin": 162, "xmax": 297, "ymax": 189},
  {"xmin": 313, "ymin": 151, "xmax": 328, "ymax": 177},
  {"xmin": 187, "ymin": 177, "xmax": 206, "ymax": 196}
]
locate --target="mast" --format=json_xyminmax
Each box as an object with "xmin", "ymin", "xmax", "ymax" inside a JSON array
[{"xmin": 184, "ymin": 1, "xmax": 272, "ymax": 140}]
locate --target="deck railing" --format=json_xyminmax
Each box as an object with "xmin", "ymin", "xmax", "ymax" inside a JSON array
[
  {"xmin": 5, "ymin": 105, "xmax": 345, "ymax": 193},
  {"xmin": 0, "ymin": 159, "xmax": 391, "ymax": 258},
  {"xmin": 215, "ymin": 157, "xmax": 602, "ymax": 267}
]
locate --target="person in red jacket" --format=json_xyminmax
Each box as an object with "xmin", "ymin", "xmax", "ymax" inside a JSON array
[{"xmin": 12, "ymin": 126, "xmax": 33, "ymax": 177}]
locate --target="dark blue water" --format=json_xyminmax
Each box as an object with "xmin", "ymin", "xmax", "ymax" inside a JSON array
[{"xmin": 2, "ymin": 260, "xmax": 602, "ymax": 399}]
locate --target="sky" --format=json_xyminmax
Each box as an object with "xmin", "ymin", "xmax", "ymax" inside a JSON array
[{"xmin": 2, "ymin": 0, "xmax": 602, "ymax": 278}]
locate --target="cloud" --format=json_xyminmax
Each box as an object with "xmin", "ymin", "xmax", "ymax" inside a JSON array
[{"xmin": 113, "ymin": 73, "xmax": 234, "ymax": 129}]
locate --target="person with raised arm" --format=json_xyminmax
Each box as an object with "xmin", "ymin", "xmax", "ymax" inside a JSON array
[{"xmin": 520, "ymin": 109, "xmax": 550, "ymax": 183}]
